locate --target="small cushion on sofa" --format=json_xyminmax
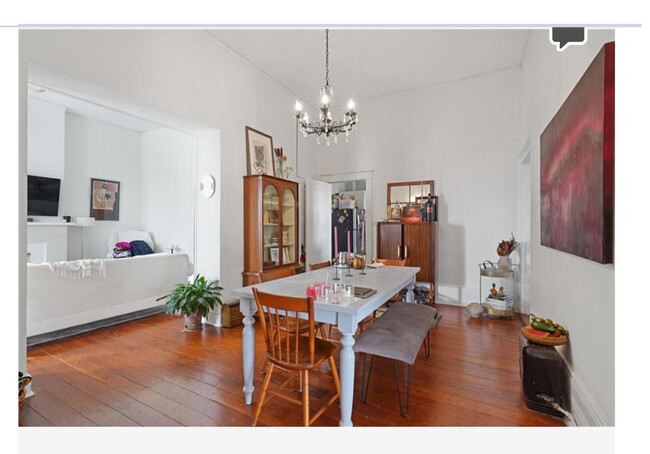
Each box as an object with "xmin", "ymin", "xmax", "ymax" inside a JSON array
[
  {"xmin": 107, "ymin": 230, "xmax": 154, "ymax": 256},
  {"xmin": 130, "ymin": 240, "xmax": 154, "ymax": 256}
]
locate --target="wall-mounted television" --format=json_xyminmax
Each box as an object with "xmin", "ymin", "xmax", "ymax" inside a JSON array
[{"xmin": 28, "ymin": 175, "xmax": 61, "ymax": 216}]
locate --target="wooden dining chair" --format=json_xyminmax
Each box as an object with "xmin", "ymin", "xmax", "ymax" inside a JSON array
[
  {"xmin": 309, "ymin": 261, "xmax": 331, "ymax": 271},
  {"xmin": 251, "ymin": 288, "xmax": 341, "ymax": 426},
  {"xmin": 373, "ymin": 258, "xmax": 408, "ymax": 268},
  {"xmin": 261, "ymin": 267, "xmax": 328, "ymax": 340},
  {"xmin": 261, "ymin": 266, "xmax": 296, "ymax": 282}
]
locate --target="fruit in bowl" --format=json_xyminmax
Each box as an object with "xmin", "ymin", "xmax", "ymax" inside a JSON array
[{"xmin": 530, "ymin": 314, "xmax": 568, "ymax": 336}]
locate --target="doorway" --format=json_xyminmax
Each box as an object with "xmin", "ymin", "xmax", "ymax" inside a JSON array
[{"xmin": 319, "ymin": 171, "xmax": 374, "ymax": 258}]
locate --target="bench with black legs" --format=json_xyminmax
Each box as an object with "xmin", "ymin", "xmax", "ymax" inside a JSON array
[{"xmin": 353, "ymin": 302, "xmax": 442, "ymax": 417}]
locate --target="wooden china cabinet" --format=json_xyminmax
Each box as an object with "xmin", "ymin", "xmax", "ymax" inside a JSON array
[
  {"xmin": 377, "ymin": 180, "xmax": 438, "ymax": 302},
  {"xmin": 243, "ymin": 175, "xmax": 299, "ymax": 286}
]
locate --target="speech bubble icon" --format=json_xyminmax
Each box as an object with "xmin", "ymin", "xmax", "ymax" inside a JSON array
[{"xmin": 550, "ymin": 27, "xmax": 587, "ymax": 51}]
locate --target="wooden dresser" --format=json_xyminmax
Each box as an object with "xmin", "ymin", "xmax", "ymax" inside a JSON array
[{"xmin": 376, "ymin": 220, "xmax": 438, "ymax": 300}]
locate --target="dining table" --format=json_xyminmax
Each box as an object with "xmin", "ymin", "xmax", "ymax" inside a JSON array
[{"xmin": 231, "ymin": 264, "xmax": 420, "ymax": 427}]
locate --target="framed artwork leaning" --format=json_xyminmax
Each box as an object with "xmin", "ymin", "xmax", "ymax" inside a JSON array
[
  {"xmin": 245, "ymin": 126, "xmax": 275, "ymax": 176},
  {"xmin": 90, "ymin": 178, "xmax": 120, "ymax": 221}
]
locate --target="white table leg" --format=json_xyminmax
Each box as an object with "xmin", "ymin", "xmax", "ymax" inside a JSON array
[
  {"xmin": 405, "ymin": 277, "xmax": 416, "ymax": 302},
  {"xmin": 337, "ymin": 319, "xmax": 356, "ymax": 427},
  {"xmin": 240, "ymin": 297, "xmax": 256, "ymax": 405}
]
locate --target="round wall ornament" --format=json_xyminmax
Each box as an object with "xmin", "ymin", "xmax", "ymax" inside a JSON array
[{"xmin": 200, "ymin": 175, "xmax": 215, "ymax": 199}]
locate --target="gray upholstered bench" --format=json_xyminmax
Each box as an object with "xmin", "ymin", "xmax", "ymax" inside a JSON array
[{"xmin": 353, "ymin": 302, "xmax": 442, "ymax": 416}]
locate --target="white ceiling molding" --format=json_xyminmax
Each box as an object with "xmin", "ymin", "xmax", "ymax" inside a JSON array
[{"xmin": 28, "ymin": 61, "xmax": 216, "ymax": 136}]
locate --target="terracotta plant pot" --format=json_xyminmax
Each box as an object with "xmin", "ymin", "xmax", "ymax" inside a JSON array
[{"xmin": 184, "ymin": 312, "xmax": 203, "ymax": 331}]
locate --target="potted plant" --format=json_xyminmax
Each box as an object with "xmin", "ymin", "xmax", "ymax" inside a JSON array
[{"xmin": 157, "ymin": 274, "xmax": 223, "ymax": 331}]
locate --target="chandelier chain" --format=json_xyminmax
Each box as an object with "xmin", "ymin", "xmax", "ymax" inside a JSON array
[{"xmin": 325, "ymin": 29, "xmax": 329, "ymax": 86}]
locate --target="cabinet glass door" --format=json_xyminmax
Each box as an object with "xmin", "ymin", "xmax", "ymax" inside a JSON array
[
  {"xmin": 262, "ymin": 184, "xmax": 280, "ymax": 267},
  {"xmin": 281, "ymin": 188, "xmax": 296, "ymax": 264}
]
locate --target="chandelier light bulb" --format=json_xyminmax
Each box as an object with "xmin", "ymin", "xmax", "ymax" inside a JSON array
[
  {"xmin": 294, "ymin": 101, "xmax": 303, "ymax": 112},
  {"xmin": 347, "ymin": 99, "xmax": 355, "ymax": 110},
  {"xmin": 303, "ymin": 112, "xmax": 309, "ymax": 123},
  {"xmin": 321, "ymin": 93, "xmax": 329, "ymax": 105}
]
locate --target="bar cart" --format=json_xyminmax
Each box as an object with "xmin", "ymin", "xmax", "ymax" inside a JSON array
[{"xmin": 478, "ymin": 260, "xmax": 516, "ymax": 319}]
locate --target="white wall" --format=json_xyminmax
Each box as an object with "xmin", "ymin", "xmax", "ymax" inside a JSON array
[
  {"xmin": 141, "ymin": 128, "xmax": 195, "ymax": 257},
  {"xmin": 521, "ymin": 29, "xmax": 615, "ymax": 426},
  {"xmin": 310, "ymin": 67, "xmax": 523, "ymax": 304},
  {"xmin": 27, "ymin": 96, "xmax": 65, "ymax": 179},
  {"xmin": 61, "ymin": 113, "xmax": 143, "ymax": 259},
  {"xmin": 195, "ymin": 131, "xmax": 221, "ymax": 282},
  {"xmin": 19, "ymin": 29, "xmax": 298, "ymax": 298}
]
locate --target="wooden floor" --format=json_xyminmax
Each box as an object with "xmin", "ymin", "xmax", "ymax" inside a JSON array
[{"xmin": 19, "ymin": 304, "xmax": 564, "ymax": 427}]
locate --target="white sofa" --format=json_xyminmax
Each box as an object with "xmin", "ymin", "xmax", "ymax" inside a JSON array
[{"xmin": 26, "ymin": 252, "xmax": 193, "ymax": 338}]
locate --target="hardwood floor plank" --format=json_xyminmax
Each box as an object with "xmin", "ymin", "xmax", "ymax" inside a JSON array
[
  {"xmin": 31, "ymin": 345, "xmax": 182, "ymax": 426},
  {"xmin": 19, "ymin": 401, "xmax": 54, "ymax": 426},
  {"xmin": 41, "ymin": 336, "xmax": 222, "ymax": 426},
  {"xmin": 25, "ymin": 356, "xmax": 139, "ymax": 426},
  {"xmin": 22, "ymin": 386, "xmax": 96, "ymax": 426},
  {"xmin": 22, "ymin": 304, "xmax": 564, "ymax": 427}
]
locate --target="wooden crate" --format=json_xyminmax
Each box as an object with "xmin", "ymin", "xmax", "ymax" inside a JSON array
[{"xmin": 221, "ymin": 300, "xmax": 243, "ymax": 328}]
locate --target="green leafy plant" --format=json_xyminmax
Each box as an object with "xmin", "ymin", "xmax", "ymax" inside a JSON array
[{"xmin": 157, "ymin": 274, "xmax": 223, "ymax": 318}]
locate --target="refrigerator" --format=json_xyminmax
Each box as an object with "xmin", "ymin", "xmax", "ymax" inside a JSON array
[{"xmin": 331, "ymin": 208, "xmax": 366, "ymax": 259}]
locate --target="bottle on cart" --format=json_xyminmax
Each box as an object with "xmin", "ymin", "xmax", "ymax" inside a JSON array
[
  {"xmin": 419, "ymin": 198, "xmax": 427, "ymax": 222},
  {"xmin": 425, "ymin": 193, "xmax": 433, "ymax": 222}
]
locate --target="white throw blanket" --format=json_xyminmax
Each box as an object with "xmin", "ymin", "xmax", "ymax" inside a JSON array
[{"xmin": 48, "ymin": 259, "xmax": 107, "ymax": 279}]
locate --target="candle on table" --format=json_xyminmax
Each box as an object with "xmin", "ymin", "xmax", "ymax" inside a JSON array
[
  {"xmin": 347, "ymin": 230, "xmax": 351, "ymax": 256},
  {"xmin": 334, "ymin": 226, "xmax": 338, "ymax": 258}
]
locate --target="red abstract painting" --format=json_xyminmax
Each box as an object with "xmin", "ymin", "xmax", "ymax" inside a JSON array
[{"xmin": 540, "ymin": 42, "xmax": 614, "ymax": 264}]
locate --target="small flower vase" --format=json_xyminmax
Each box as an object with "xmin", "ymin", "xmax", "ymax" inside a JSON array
[
  {"xmin": 277, "ymin": 162, "xmax": 284, "ymax": 179},
  {"xmin": 497, "ymin": 255, "xmax": 512, "ymax": 272}
]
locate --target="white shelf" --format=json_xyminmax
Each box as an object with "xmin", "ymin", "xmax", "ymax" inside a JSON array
[{"xmin": 28, "ymin": 222, "xmax": 77, "ymax": 226}]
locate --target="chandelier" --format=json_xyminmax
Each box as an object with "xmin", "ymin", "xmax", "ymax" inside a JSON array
[{"xmin": 294, "ymin": 29, "xmax": 358, "ymax": 146}]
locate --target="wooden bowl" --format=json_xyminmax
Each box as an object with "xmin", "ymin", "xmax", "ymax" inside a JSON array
[{"xmin": 521, "ymin": 325, "xmax": 569, "ymax": 346}]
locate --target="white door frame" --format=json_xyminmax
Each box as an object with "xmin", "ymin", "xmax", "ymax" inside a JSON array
[
  {"xmin": 319, "ymin": 170, "xmax": 374, "ymax": 258},
  {"xmin": 518, "ymin": 139, "xmax": 532, "ymax": 315}
]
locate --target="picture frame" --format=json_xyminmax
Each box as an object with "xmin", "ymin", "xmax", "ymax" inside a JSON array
[
  {"xmin": 245, "ymin": 126, "xmax": 275, "ymax": 176},
  {"xmin": 270, "ymin": 247, "xmax": 280, "ymax": 263},
  {"xmin": 90, "ymin": 178, "xmax": 120, "ymax": 221}
]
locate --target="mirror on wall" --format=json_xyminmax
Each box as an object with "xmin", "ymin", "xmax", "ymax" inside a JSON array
[
  {"xmin": 386, "ymin": 180, "xmax": 435, "ymax": 221},
  {"xmin": 387, "ymin": 180, "xmax": 434, "ymax": 205}
]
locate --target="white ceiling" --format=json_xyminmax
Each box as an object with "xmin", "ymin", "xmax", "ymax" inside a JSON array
[
  {"xmin": 206, "ymin": 28, "xmax": 531, "ymax": 106},
  {"xmin": 27, "ymin": 29, "xmax": 531, "ymax": 131}
]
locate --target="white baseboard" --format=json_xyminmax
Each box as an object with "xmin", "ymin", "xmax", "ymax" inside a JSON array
[
  {"xmin": 435, "ymin": 284, "xmax": 480, "ymax": 306},
  {"xmin": 566, "ymin": 366, "xmax": 610, "ymax": 426},
  {"xmin": 26, "ymin": 297, "xmax": 165, "ymax": 337}
]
